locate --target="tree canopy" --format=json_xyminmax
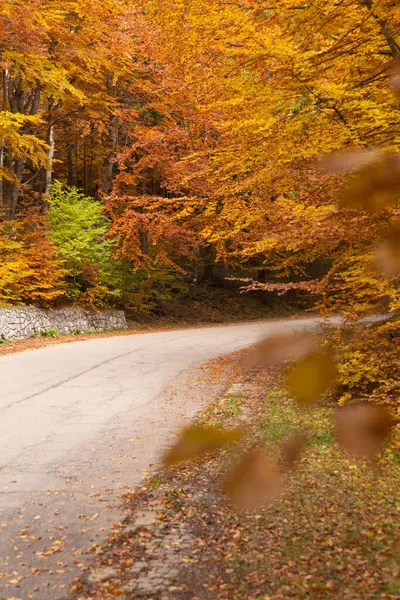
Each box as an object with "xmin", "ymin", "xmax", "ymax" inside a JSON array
[{"xmin": 0, "ymin": 0, "xmax": 399, "ymax": 404}]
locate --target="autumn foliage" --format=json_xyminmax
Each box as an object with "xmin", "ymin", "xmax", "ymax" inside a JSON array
[
  {"xmin": 0, "ymin": 0, "xmax": 399, "ymax": 411},
  {"xmin": 0, "ymin": 210, "xmax": 65, "ymax": 305}
]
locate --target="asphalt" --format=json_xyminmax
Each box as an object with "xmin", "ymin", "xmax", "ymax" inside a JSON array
[{"xmin": 0, "ymin": 317, "xmax": 328, "ymax": 599}]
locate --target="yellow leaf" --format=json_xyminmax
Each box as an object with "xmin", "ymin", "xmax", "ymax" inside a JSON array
[
  {"xmin": 286, "ymin": 349, "xmax": 337, "ymax": 404},
  {"xmin": 163, "ymin": 425, "xmax": 241, "ymax": 466}
]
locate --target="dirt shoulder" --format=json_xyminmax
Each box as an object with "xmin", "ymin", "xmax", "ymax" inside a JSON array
[
  {"xmin": 69, "ymin": 357, "xmax": 400, "ymax": 600},
  {"xmin": 0, "ymin": 323, "xmax": 207, "ymax": 357}
]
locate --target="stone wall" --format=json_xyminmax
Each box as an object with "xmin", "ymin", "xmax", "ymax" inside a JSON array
[{"xmin": 0, "ymin": 307, "xmax": 127, "ymax": 340}]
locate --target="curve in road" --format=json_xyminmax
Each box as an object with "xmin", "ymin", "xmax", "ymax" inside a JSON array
[{"xmin": 0, "ymin": 317, "xmax": 329, "ymax": 599}]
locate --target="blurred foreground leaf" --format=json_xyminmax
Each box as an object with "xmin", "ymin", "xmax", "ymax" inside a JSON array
[
  {"xmin": 280, "ymin": 432, "xmax": 308, "ymax": 469},
  {"xmin": 222, "ymin": 449, "xmax": 283, "ymax": 510},
  {"xmin": 163, "ymin": 425, "xmax": 242, "ymax": 466},
  {"xmin": 390, "ymin": 60, "xmax": 400, "ymax": 98},
  {"xmin": 286, "ymin": 349, "xmax": 337, "ymax": 405},
  {"xmin": 375, "ymin": 227, "xmax": 400, "ymax": 278},
  {"xmin": 245, "ymin": 332, "xmax": 319, "ymax": 368},
  {"xmin": 335, "ymin": 402, "xmax": 397, "ymax": 461},
  {"xmin": 320, "ymin": 149, "xmax": 382, "ymax": 174},
  {"xmin": 339, "ymin": 154, "xmax": 400, "ymax": 212}
]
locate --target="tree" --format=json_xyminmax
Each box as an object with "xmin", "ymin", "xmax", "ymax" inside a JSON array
[
  {"xmin": 0, "ymin": 0, "xmax": 398, "ymax": 409},
  {"xmin": 0, "ymin": 209, "xmax": 65, "ymax": 305},
  {"xmin": 48, "ymin": 181, "xmax": 117, "ymax": 304},
  {"xmin": 136, "ymin": 0, "xmax": 399, "ymax": 403}
]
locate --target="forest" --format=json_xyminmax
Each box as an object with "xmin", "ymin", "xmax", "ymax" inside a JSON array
[{"xmin": 0, "ymin": 0, "xmax": 399, "ymax": 408}]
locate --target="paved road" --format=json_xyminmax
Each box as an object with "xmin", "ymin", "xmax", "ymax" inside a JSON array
[{"xmin": 0, "ymin": 317, "xmax": 328, "ymax": 599}]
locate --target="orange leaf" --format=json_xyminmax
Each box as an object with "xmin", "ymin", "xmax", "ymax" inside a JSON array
[
  {"xmin": 335, "ymin": 402, "xmax": 397, "ymax": 461},
  {"xmin": 281, "ymin": 433, "xmax": 308, "ymax": 469},
  {"xmin": 245, "ymin": 332, "xmax": 320, "ymax": 368},
  {"xmin": 222, "ymin": 449, "xmax": 283, "ymax": 510},
  {"xmin": 375, "ymin": 227, "xmax": 400, "ymax": 278}
]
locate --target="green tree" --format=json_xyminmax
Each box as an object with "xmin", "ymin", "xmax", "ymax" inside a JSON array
[{"xmin": 48, "ymin": 181, "xmax": 117, "ymax": 305}]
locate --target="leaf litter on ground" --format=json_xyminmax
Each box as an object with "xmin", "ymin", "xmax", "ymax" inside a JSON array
[{"xmin": 68, "ymin": 355, "xmax": 400, "ymax": 600}]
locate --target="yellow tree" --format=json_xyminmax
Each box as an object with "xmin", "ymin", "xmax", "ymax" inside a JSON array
[{"xmin": 0, "ymin": 0, "xmax": 148, "ymax": 216}]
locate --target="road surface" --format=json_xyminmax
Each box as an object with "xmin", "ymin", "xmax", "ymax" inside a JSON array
[{"xmin": 0, "ymin": 317, "xmax": 329, "ymax": 599}]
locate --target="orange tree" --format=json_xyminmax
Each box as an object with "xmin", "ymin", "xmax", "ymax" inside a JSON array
[
  {"xmin": 0, "ymin": 209, "xmax": 65, "ymax": 306},
  {"xmin": 132, "ymin": 0, "xmax": 400, "ymax": 404}
]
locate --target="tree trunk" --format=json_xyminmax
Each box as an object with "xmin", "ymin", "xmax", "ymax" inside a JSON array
[
  {"xmin": 3, "ymin": 82, "xmax": 40, "ymax": 218},
  {"xmin": 67, "ymin": 144, "xmax": 74, "ymax": 186},
  {"xmin": 88, "ymin": 129, "xmax": 94, "ymax": 195},
  {"xmin": 45, "ymin": 124, "xmax": 55, "ymax": 196},
  {"xmin": 140, "ymin": 230, "xmax": 149, "ymax": 255},
  {"xmin": 202, "ymin": 244, "xmax": 216, "ymax": 282},
  {"xmin": 257, "ymin": 269, "xmax": 266, "ymax": 283},
  {"xmin": 83, "ymin": 137, "xmax": 87, "ymax": 194},
  {"xmin": 75, "ymin": 140, "xmax": 79, "ymax": 187},
  {"xmin": 100, "ymin": 73, "xmax": 118, "ymax": 195},
  {"xmin": 0, "ymin": 69, "xmax": 8, "ymax": 211},
  {"xmin": 140, "ymin": 171, "xmax": 149, "ymax": 255},
  {"xmin": 100, "ymin": 116, "xmax": 118, "ymax": 194},
  {"xmin": 6, "ymin": 155, "xmax": 24, "ymax": 220},
  {"xmin": 0, "ymin": 146, "xmax": 4, "ymax": 214}
]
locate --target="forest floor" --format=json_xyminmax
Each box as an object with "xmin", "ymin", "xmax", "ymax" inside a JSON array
[{"xmin": 69, "ymin": 352, "xmax": 400, "ymax": 600}]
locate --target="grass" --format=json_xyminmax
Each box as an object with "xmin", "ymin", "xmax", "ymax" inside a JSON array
[
  {"xmin": 31, "ymin": 328, "xmax": 59, "ymax": 338},
  {"xmin": 253, "ymin": 386, "xmax": 400, "ymax": 599},
  {"xmin": 69, "ymin": 365, "xmax": 400, "ymax": 600},
  {"xmin": 227, "ymin": 395, "xmax": 243, "ymax": 416},
  {"xmin": 149, "ymin": 474, "xmax": 162, "ymax": 490},
  {"xmin": 203, "ymin": 393, "xmax": 244, "ymax": 422},
  {"xmin": 263, "ymin": 388, "xmax": 335, "ymax": 449}
]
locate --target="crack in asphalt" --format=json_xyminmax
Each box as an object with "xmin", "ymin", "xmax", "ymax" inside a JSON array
[{"xmin": 0, "ymin": 347, "xmax": 142, "ymax": 412}]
